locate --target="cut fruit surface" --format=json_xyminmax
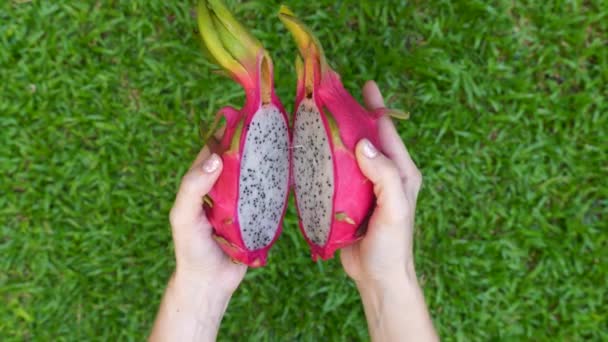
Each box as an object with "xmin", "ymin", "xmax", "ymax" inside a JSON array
[
  {"xmin": 292, "ymin": 98, "xmax": 335, "ymax": 246},
  {"xmin": 237, "ymin": 105, "xmax": 289, "ymax": 250}
]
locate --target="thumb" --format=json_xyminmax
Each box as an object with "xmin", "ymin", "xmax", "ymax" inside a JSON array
[
  {"xmin": 169, "ymin": 153, "xmax": 223, "ymax": 229},
  {"xmin": 355, "ymin": 139, "xmax": 409, "ymax": 225}
]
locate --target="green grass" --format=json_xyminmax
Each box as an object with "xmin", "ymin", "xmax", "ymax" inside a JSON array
[{"xmin": 1, "ymin": 0, "xmax": 606, "ymax": 340}]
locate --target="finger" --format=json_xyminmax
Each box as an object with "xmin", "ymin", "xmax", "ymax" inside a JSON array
[
  {"xmin": 170, "ymin": 153, "xmax": 223, "ymax": 228},
  {"xmin": 362, "ymin": 80, "xmax": 411, "ymax": 174},
  {"xmin": 189, "ymin": 125, "xmax": 227, "ymax": 171},
  {"xmin": 377, "ymin": 116, "xmax": 422, "ymax": 197},
  {"xmin": 362, "ymin": 80, "xmax": 422, "ymax": 197},
  {"xmin": 189, "ymin": 145, "xmax": 212, "ymax": 171},
  {"xmin": 362, "ymin": 80, "xmax": 385, "ymax": 110},
  {"xmin": 355, "ymin": 139, "xmax": 409, "ymax": 225}
]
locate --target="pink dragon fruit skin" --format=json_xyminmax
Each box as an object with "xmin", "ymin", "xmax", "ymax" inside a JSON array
[
  {"xmin": 198, "ymin": 0, "xmax": 290, "ymax": 267},
  {"xmin": 280, "ymin": 6, "xmax": 408, "ymax": 261}
]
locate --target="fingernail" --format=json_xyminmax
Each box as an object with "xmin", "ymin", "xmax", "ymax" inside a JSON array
[
  {"xmin": 202, "ymin": 154, "xmax": 220, "ymax": 173},
  {"xmin": 361, "ymin": 139, "xmax": 378, "ymax": 158}
]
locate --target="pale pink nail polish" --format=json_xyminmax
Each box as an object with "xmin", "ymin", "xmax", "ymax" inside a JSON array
[
  {"xmin": 361, "ymin": 139, "xmax": 378, "ymax": 158},
  {"xmin": 202, "ymin": 154, "xmax": 220, "ymax": 173}
]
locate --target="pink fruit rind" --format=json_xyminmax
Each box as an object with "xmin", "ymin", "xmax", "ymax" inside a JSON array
[
  {"xmin": 205, "ymin": 53, "xmax": 290, "ymax": 268},
  {"xmin": 199, "ymin": 1, "xmax": 290, "ymax": 267}
]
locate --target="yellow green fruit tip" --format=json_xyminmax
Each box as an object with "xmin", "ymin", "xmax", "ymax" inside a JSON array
[
  {"xmin": 278, "ymin": 4, "xmax": 295, "ymax": 17},
  {"xmin": 278, "ymin": 5, "xmax": 325, "ymax": 62},
  {"xmin": 197, "ymin": 0, "xmax": 264, "ymax": 77},
  {"xmin": 386, "ymin": 109, "xmax": 410, "ymax": 120}
]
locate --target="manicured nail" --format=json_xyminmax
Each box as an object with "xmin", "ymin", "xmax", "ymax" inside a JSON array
[
  {"xmin": 361, "ymin": 139, "xmax": 378, "ymax": 158},
  {"xmin": 202, "ymin": 154, "xmax": 220, "ymax": 173}
]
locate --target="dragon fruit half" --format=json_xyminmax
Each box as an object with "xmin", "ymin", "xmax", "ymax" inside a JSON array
[
  {"xmin": 197, "ymin": 0, "xmax": 290, "ymax": 267},
  {"xmin": 279, "ymin": 6, "xmax": 408, "ymax": 260}
]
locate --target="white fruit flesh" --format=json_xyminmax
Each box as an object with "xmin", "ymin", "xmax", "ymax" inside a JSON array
[
  {"xmin": 237, "ymin": 105, "xmax": 290, "ymax": 250},
  {"xmin": 292, "ymin": 98, "xmax": 334, "ymax": 246}
]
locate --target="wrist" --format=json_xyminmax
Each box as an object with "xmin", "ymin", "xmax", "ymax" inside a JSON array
[
  {"xmin": 354, "ymin": 262, "xmax": 435, "ymax": 342},
  {"xmin": 150, "ymin": 271, "xmax": 232, "ymax": 342},
  {"xmin": 174, "ymin": 265, "xmax": 237, "ymax": 298},
  {"xmin": 355, "ymin": 275, "xmax": 418, "ymax": 304},
  {"xmin": 355, "ymin": 259, "xmax": 419, "ymax": 295},
  {"xmin": 169, "ymin": 269, "xmax": 234, "ymax": 303},
  {"xmin": 171, "ymin": 270, "xmax": 233, "ymax": 314}
]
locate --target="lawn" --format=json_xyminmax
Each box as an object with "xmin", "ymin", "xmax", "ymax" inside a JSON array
[{"xmin": 1, "ymin": 0, "xmax": 606, "ymax": 340}]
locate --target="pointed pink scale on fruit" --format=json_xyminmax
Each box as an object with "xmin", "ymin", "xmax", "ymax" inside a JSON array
[{"xmin": 319, "ymin": 73, "xmax": 382, "ymax": 149}]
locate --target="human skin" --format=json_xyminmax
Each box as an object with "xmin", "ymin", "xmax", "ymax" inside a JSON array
[
  {"xmin": 149, "ymin": 146, "xmax": 246, "ymax": 342},
  {"xmin": 340, "ymin": 81, "xmax": 438, "ymax": 341},
  {"xmin": 149, "ymin": 81, "xmax": 438, "ymax": 342}
]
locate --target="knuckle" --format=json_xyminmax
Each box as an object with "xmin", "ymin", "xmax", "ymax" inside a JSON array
[
  {"xmin": 169, "ymin": 200, "xmax": 194, "ymax": 229},
  {"xmin": 412, "ymin": 168, "xmax": 423, "ymax": 186},
  {"xmin": 376, "ymin": 203, "xmax": 410, "ymax": 227},
  {"xmin": 381, "ymin": 158, "xmax": 401, "ymax": 181},
  {"xmin": 180, "ymin": 171, "xmax": 198, "ymax": 190},
  {"xmin": 408, "ymin": 168, "xmax": 423, "ymax": 194},
  {"xmin": 169, "ymin": 206, "xmax": 182, "ymax": 227},
  {"xmin": 169, "ymin": 207, "xmax": 192, "ymax": 230},
  {"xmin": 169, "ymin": 205, "xmax": 186, "ymax": 228}
]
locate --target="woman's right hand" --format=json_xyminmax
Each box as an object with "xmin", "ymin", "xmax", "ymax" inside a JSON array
[
  {"xmin": 340, "ymin": 80, "xmax": 423, "ymax": 288},
  {"xmin": 340, "ymin": 81, "xmax": 437, "ymax": 342}
]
